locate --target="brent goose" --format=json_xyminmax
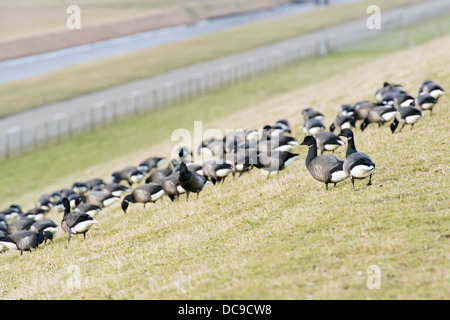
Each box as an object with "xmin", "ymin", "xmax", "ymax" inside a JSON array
[
  {"xmin": 300, "ymin": 136, "xmax": 347, "ymax": 190},
  {"xmin": 121, "ymin": 184, "xmax": 165, "ymax": 213},
  {"xmin": 61, "ymin": 198, "xmax": 97, "ymax": 247},
  {"xmin": 390, "ymin": 106, "xmax": 423, "ymax": 133},
  {"xmin": 254, "ymin": 150, "xmax": 298, "ymax": 179},
  {"xmin": 338, "ymin": 129, "xmax": 375, "ymax": 188}
]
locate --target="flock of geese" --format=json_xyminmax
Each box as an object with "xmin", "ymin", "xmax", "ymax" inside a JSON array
[{"xmin": 0, "ymin": 79, "xmax": 445, "ymax": 255}]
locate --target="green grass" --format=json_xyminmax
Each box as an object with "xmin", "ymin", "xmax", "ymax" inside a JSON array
[
  {"xmin": 0, "ymin": 28, "xmax": 449, "ymax": 299},
  {"xmin": 0, "ymin": 0, "xmax": 428, "ymax": 117}
]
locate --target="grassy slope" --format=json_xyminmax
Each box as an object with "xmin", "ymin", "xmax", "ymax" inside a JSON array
[
  {"xmin": 0, "ymin": 0, "xmax": 427, "ymax": 117},
  {"xmin": 0, "ymin": 32, "xmax": 449, "ymax": 299}
]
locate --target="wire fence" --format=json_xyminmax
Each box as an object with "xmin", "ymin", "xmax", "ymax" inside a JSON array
[{"xmin": 1, "ymin": 0, "xmax": 449, "ymax": 159}]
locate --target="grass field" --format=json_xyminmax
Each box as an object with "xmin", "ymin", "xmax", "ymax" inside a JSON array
[
  {"xmin": 0, "ymin": 0, "xmax": 429, "ymax": 118},
  {"xmin": 0, "ymin": 24, "xmax": 449, "ymax": 299}
]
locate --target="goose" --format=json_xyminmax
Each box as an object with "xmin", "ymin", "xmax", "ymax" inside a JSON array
[
  {"xmin": 338, "ymin": 104, "xmax": 356, "ymax": 117},
  {"xmin": 159, "ymin": 172, "xmax": 183, "ymax": 202},
  {"xmin": 0, "ymin": 205, "xmax": 22, "ymax": 224},
  {"xmin": 225, "ymin": 150, "xmax": 253, "ymax": 178},
  {"xmin": 75, "ymin": 203, "xmax": 102, "ymax": 218},
  {"xmin": 121, "ymin": 184, "xmax": 165, "ymax": 213},
  {"xmin": 415, "ymin": 94, "xmax": 438, "ymax": 115},
  {"xmin": 172, "ymin": 162, "xmax": 203, "ymax": 174},
  {"xmin": 92, "ymin": 183, "xmax": 131, "ymax": 197},
  {"xmin": 300, "ymin": 136, "xmax": 347, "ymax": 190},
  {"xmin": 353, "ymin": 100, "xmax": 376, "ymax": 121},
  {"xmin": 243, "ymin": 128, "xmax": 292, "ymax": 154},
  {"xmin": 145, "ymin": 167, "xmax": 173, "ymax": 183},
  {"xmin": 276, "ymin": 134, "xmax": 299, "ymax": 147},
  {"xmin": 375, "ymin": 82, "xmax": 405, "ymax": 102},
  {"xmin": 380, "ymin": 89, "xmax": 404, "ymax": 106},
  {"xmin": 7, "ymin": 217, "xmax": 35, "ymax": 234},
  {"xmin": 360, "ymin": 105, "xmax": 397, "ymax": 131},
  {"xmin": 178, "ymin": 152, "xmax": 208, "ymax": 201},
  {"xmin": 72, "ymin": 182, "xmax": 89, "ymax": 195},
  {"xmin": 66, "ymin": 192, "xmax": 84, "ymax": 209},
  {"xmin": 198, "ymin": 138, "xmax": 226, "ymax": 159},
  {"xmin": 61, "ymin": 198, "xmax": 97, "ymax": 247},
  {"xmin": 111, "ymin": 167, "xmax": 145, "ymax": 186},
  {"xmin": 223, "ymin": 131, "xmax": 246, "ymax": 153},
  {"xmin": 86, "ymin": 191, "xmax": 120, "ymax": 208},
  {"xmin": 419, "ymin": 80, "xmax": 445, "ymax": 100},
  {"xmin": 30, "ymin": 219, "xmax": 58, "ymax": 244},
  {"xmin": 202, "ymin": 160, "xmax": 235, "ymax": 185},
  {"xmin": 390, "ymin": 106, "xmax": 423, "ymax": 133},
  {"xmin": 178, "ymin": 146, "xmax": 192, "ymax": 162},
  {"xmin": 303, "ymin": 118, "xmax": 325, "ymax": 135},
  {"xmin": 138, "ymin": 157, "xmax": 166, "ymax": 173},
  {"xmin": 393, "ymin": 93, "xmax": 415, "ymax": 108},
  {"xmin": 52, "ymin": 192, "xmax": 82, "ymax": 212},
  {"xmin": 0, "ymin": 230, "xmax": 44, "ymax": 255},
  {"xmin": 262, "ymin": 124, "xmax": 283, "ymax": 138},
  {"xmin": 302, "ymin": 108, "xmax": 324, "ymax": 121},
  {"xmin": 244, "ymin": 129, "xmax": 259, "ymax": 142},
  {"xmin": 315, "ymin": 132, "xmax": 344, "ymax": 155},
  {"xmin": 254, "ymin": 150, "xmax": 298, "ymax": 179},
  {"xmin": 23, "ymin": 207, "xmax": 48, "ymax": 221},
  {"xmin": 36, "ymin": 194, "xmax": 53, "ymax": 211},
  {"xmin": 85, "ymin": 178, "xmax": 106, "ymax": 190},
  {"xmin": 329, "ymin": 115, "xmax": 356, "ymax": 133},
  {"xmin": 49, "ymin": 192, "xmax": 63, "ymax": 205},
  {"xmin": 0, "ymin": 214, "xmax": 7, "ymax": 233},
  {"xmin": 338, "ymin": 129, "xmax": 375, "ymax": 188},
  {"xmin": 274, "ymin": 119, "xmax": 292, "ymax": 133},
  {"xmin": 256, "ymin": 138, "xmax": 295, "ymax": 154}
]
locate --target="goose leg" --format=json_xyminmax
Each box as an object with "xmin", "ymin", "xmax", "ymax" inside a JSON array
[
  {"xmin": 333, "ymin": 183, "xmax": 337, "ymax": 188},
  {"xmin": 398, "ymin": 124, "xmax": 406, "ymax": 133},
  {"xmin": 83, "ymin": 233, "xmax": 87, "ymax": 240},
  {"xmin": 325, "ymin": 183, "xmax": 329, "ymax": 191},
  {"xmin": 367, "ymin": 173, "xmax": 373, "ymax": 186},
  {"xmin": 266, "ymin": 172, "xmax": 271, "ymax": 179},
  {"xmin": 411, "ymin": 123, "xmax": 415, "ymax": 130},
  {"xmin": 351, "ymin": 177, "xmax": 355, "ymax": 188}
]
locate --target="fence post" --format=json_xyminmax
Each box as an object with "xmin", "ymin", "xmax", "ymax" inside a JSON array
[
  {"xmin": 53, "ymin": 113, "xmax": 67, "ymax": 141},
  {"xmin": 130, "ymin": 91, "xmax": 142, "ymax": 115},
  {"xmin": 5, "ymin": 132, "xmax": 9, "ymax": 159}
]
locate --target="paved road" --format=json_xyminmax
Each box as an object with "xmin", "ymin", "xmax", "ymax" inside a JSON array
[{"xmin": 1, "ymin": 0, "xmax": 449, "ymax": 154}]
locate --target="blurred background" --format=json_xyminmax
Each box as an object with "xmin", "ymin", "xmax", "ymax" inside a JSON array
[{"xmin": 0, "ymin": 0, "xmax": 448, "ymax": 158}]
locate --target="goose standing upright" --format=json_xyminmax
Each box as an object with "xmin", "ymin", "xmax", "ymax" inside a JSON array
[
  {"xmin": 338, "ymin": 129, "xmax": 375, "ymax": 188},
  {"xmin": 300, "ymin": 136, "xmax": 347, "ymax": 190}
]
